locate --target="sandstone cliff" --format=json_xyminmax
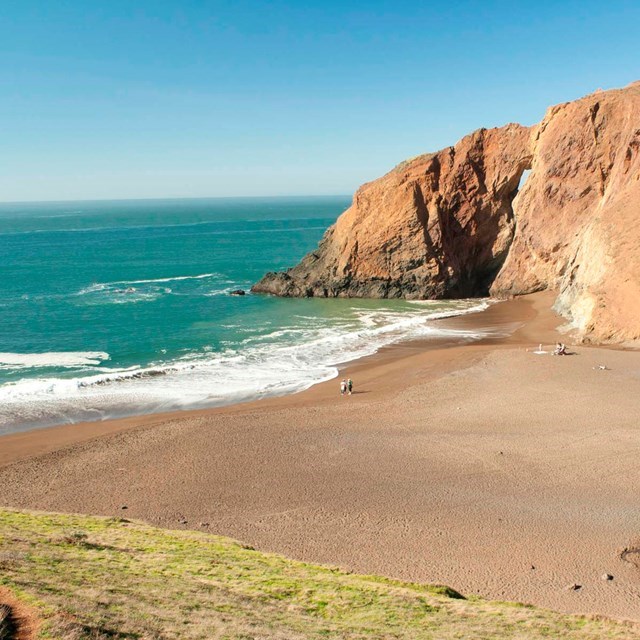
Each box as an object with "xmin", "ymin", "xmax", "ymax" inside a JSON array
[
  {"xmin": 253, "ymin": 82, "xmax": 640, "ymax": 344},
  {"xmin": 254, "ymin": 124, "xmax": 533, "ymax": 300},
  {"xmin": 491, "ymin": 82, "xmax": 640, "ymax": 344}
]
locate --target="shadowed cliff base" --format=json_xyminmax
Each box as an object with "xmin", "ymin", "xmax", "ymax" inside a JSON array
[{"xmin": 253, "ymin": 81, "xmax": 640, "ymax": 345}]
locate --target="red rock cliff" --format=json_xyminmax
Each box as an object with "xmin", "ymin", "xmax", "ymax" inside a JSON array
[
  {"xmin": 254, "ymin": 124, "xmax": 533, "ymax": 299},
  {"xmin": 491, "ymin": 82, "xmax": 640, "ymax": 344},
  {"xmin": 253, "ymin": 82, "xmax": 640, "ymax": 344}
]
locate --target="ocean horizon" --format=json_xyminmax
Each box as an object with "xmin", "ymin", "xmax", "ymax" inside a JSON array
[{"xmin": 0, "ymin": 196, "xmax": 490, "ymax": 434}]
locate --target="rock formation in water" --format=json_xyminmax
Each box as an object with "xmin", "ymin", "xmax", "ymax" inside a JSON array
[
  {"xmin": 254, "ymin": 123, "xmax": 533, "ymax": 300},
  {"xmin": 253, "ymin": 82, "xmax": 640, "ymax": 344}
]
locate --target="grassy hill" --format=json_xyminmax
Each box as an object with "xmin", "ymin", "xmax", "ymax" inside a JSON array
[{"xmin": 0, "ymin": 508, "xmax": 638, "ymax": 639}]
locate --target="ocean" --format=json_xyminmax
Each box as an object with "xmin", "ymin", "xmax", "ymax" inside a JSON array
[{"xmin": 0, "ymin": 197, "xmax": 491, "ymax": 434}]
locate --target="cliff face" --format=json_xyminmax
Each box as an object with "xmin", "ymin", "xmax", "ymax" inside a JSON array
[
  {"xmin": 491, "ymin": 82, "xmax": 640, "ymax": 344},
  {"xmin": 254, "ymin": 124, "xmax": 533, "ymax": 299},
  {"xmin": 253, "ymin": 82, "xmax": 640, "ymax": 344}
]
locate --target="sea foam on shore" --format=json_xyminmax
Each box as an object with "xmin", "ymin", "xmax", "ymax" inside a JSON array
[
  {"xmin": 1, "ymin": 197, "xmax": 512, "ymax": 434},
  {"xmin": 0, "ymin": 299, "xmax": 492, "ymax": 433}
]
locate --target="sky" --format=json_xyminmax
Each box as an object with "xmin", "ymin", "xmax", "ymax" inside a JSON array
[{"xmin": 1, "ymin": 0, "xmax": 639, "ymax": 202}]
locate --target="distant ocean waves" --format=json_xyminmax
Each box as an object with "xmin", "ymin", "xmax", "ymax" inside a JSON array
[
  {"xmin": 73, "ymin": 273, "xmax": 245, "ymax": 305},
  {"xmin": 2, "ymin": 272, "xmax": 251, "ymax": 308},
  {"xmin": 0, "ymin": 299, "xmax": 493, "ymax": 433}
]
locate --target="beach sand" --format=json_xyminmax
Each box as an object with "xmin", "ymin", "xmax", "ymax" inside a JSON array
[{"xmin": 1, "ymin": 292, "xmax": 639, "ymax": 621}]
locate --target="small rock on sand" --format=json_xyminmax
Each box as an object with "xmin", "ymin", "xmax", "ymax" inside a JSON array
[{"xmin": 602, "ymin": 573, "xmax": 614, "ymax": 581}]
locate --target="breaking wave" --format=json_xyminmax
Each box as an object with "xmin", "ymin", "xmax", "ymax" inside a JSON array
[
  {"xmin": 0, "ymin": 351, "xmax": 109, "ymax": 370},
  {"xmin": 76, "ymin": 273, "xmax": 220, "ymax": 294},
  {"xmin": 0, "ymin": 300, "xmax": 501, "ymax": 433},
  {"xmin": 72, "ymin": 273, "xmax": 247, "ymax": 305}
]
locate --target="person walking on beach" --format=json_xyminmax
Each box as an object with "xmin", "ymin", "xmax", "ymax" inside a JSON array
[
  {"xmin": 347, "ymin": 378, "xmax": 353, "ymax": 395},
  {"xmin": 340, "ymin": 379, "xmax": 347, "ymax": 396}
]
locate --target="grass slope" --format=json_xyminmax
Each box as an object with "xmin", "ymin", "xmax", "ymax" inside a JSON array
[{"xmin": 0, "ymin": 509, "xmax": 637, "ymax": 639}]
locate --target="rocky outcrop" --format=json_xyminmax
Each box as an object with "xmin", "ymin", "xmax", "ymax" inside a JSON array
[
  {"xmin": 491, "ymin": 82, "xmax": 640, "ymax": 344},
  {"xmin": 253, "ymin": 82, "xmax": 640, "ymax": 344},
  {"xmin": 254, "ymin": 124, "xmax": 533, "ymax": 300}
]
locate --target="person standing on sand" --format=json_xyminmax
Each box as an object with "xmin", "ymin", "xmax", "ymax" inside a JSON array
[
  {"xmin": 347, "ymin": 378, "xmax": 353, "ymax": 395},
  {"xmin": 340, "ymin": 379, "xmax": 347, "ymax": 396}
]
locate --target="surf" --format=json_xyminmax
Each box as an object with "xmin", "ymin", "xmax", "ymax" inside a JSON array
[{"xmin": 0, "ymin": 196, "xmax": 514, "ymax": 434}]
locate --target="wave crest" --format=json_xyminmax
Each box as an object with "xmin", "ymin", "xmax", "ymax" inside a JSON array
[
  {"xmin": 0, "ymin": 351, "xmax": 109, "ymax": 369},
  {"xmin": 0, "ymin": 299, "xmax": 506, "ymax": 432}
]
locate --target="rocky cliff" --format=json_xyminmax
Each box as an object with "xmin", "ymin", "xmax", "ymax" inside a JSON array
[
  {"xmin": 253, "ymin": 82, "xmax": 640, "ymax": 344},
  {"xmin": 491, "ymin": 82, "xmax": 640, "ymax": 344}
]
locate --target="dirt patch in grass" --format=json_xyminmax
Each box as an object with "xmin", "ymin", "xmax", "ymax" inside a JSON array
[{"xmin": 0, "ymin": 588, "xmax": 39, "ymax": 640}]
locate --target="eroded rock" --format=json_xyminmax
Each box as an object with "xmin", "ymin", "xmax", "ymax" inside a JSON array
[
  {"xmin": 253, "ymin": 124, "xmax": 533, "ymax": 299},
  {"xmin": 492, "ymin": 81, "xmax": 640, "ymax": 344},
  {"xmin": 252, "ymin": 81, "xmax": 640, "ymax": 345}
]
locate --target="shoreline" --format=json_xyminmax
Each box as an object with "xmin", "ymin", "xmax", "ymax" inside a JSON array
[
  {"xmin": 0, "ymin": 293, "xmax": 550, "ymax": 466},
  {"xmin": 0, "ymin": 297, "xmax": 496, "ymax": 439},
  {"xmin": 1, "ymin": 292, "xmax": 640, "ymax": 621}
]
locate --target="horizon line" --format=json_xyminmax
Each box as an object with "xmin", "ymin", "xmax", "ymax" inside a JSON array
[{"xmin": 0, "ymin": 194, "xmax": 353, "ymax": 206}]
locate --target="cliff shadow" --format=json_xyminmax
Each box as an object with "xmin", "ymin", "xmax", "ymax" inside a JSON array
[{"xmin": 414, "ymin": 160, "xmax": 530, "ymax": 299}]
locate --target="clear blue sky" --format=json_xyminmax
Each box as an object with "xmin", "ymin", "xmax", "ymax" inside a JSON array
[{"xmin": 1, "ymin": 1, "xmax": 639, "ymax": 201}]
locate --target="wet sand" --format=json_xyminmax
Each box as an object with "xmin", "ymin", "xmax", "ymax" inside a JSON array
[{"xmin": 1, "ymin": 292, "xmax": 639, "ymax": 620}]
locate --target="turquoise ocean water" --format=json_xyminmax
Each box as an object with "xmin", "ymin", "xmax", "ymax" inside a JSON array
[{"xmin": 0, "ymin": 197, "xmax": 490, "ymax": 434}]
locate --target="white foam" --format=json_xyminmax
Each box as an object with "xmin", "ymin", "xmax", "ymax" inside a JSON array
[
  {"xmin": 0, "ymin": 299, "xmax": 507, "ymax": 432},
  {"xmin": 202, "ymin": 286, "xmax": 248, "ymax": 297},
  {"xmin": 124, "ymin": 273, "xmax": 220, "ymax": 285},
  {"xmin": 109, "ymin": 292, "xmax": 162, "ymax": 304},
  {"xmin": 74, "ymin": 273, "xmax": 235, "ymax": 305},
  {"xmin": 0, "ymin": 351, "xmax": 109, "ymax": 369},
  {"xmin": 76, "ymin": 273, "xmax": 220, "ymax": 296}
]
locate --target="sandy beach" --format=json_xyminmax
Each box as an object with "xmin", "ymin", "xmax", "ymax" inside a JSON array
[{"xmin": 1, "ymin": 292, "xmax": 639, "ymax": 621}]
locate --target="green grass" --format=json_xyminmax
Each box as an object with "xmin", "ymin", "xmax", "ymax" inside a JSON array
[{"xmin": 0, "ymin": 508, "xmax": 638, "ymax": 639}]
